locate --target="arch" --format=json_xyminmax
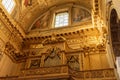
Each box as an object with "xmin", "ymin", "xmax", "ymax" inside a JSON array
[
  {"xmin": 28, "ymin": 3, "xmax": 91, "ymax": 31},
  {"xmin": 110, "ymin": 9, "xmax": 120, "ymax": 57}
]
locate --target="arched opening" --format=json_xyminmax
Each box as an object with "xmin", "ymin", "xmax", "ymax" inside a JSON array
[
  {"xmin": 110, "ymin": 9, "xmax": 120, "ymax": 77},
  {"xmin": 110, "ymin": 9, "xmax": 120, "ymax": 57}
]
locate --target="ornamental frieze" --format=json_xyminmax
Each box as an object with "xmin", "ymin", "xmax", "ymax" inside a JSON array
[{"xmin": 42, "ymin": 34, "xmax": 66, "ymax": 45}]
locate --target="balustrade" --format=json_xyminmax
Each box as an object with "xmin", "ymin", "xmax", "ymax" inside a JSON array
[
  {"xmin": 21, "ymin": 65, "xmax": 68, "ymax": 76},
  {"xmin": 69, "ymin": 68, "xmax": 116, "ymax": 79},
  {"xmin": 0, "ymin": 65, "xmax": 116, "ymax": 80}
]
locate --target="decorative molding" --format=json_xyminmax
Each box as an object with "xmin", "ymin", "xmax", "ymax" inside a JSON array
[
  {"xmin": 42, "ymin": 34, "xmax": 66, "ymax": 45},
  {"xmin": 69, "ymin": 68, "xmax": 115, "ymax": 79},
  {"xmin": 21, "ymin": 65, "xmax": 68, "ymax": 76},
  {"xmin": 4, "ymin": 42, "xmax": 27, "ymax": 62},
  {"xmin": 24, "ymin": 27, "xmax": 99, "ymax": 42},
  {"xmin": 0, "ymin": 7, "xmax": 25, "ymax": 38}
]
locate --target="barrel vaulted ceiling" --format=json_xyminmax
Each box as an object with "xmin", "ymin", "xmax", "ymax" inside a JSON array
[{"xmin": 14, "ymin": 0, "xmax": 92, "ymax": 32}]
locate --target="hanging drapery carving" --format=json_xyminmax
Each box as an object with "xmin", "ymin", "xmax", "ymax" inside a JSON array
[
  {"xmin": 67, "ymin": 55, "xmax": 80, "ymax": 71},
  {"xmin": 44, "ymin": 47, "xmax": 62, "ymax": 67}
]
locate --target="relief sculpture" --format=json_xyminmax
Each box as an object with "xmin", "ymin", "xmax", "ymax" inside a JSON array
[{"xmin": 29, "ymin": 59, "xmax": 41, "ymax": 68}]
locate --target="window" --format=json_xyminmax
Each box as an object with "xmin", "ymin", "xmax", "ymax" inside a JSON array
[
  {"xmin": 2, "ymin": 0, "xmax": 15, "ymax": 13},
  {"xmin": 55, "ymin": 12, "xmax": 69, "ymax": 27}
]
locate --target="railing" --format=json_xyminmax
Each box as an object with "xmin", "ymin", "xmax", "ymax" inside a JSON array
[
  {"xmin": 69, "ymin": 68, "xmax": 116, "ymax": 79},
  {"xmin": 21, "ymin": 65, "xmax": 68, "ymax": 76},
  {"xmin": 0, "ymin": 65, "xmax": 116, "ymax": 80}
]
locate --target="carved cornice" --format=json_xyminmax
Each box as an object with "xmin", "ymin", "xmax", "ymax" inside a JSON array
[
  {"xmin": 23, "ymin": 27, "xmax": 99, "ymax": 43},
  {"xmin": 42, "ymin": 34, "xmax": 66, "ymax": 45},
  {"xmin": 0, "ymin": 6, "xmax": 26, "ymax": 60},
  {"xmin": 4, "ymin": 42, "xmax": 27, "ymax": 62},
  {"xmin": 0, "ymin": 7, "xmax": 25, "ymax": 39}
]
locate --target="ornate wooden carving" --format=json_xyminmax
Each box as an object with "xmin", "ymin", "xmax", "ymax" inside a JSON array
[
  {"xmin": 44, "ymin": 47, "xmax": 62, "ymax": 67},
  {"xmin": 42, "ymin": 35, "xmax": 66, "ymax": 45},
  {"xmin": 67, "ymin": 55, "xmax": 80, "ymax": 71},
  {"xmin": 69, "ymin": 68, "xmax": 115, "ymax": 79},
  {"xmin": 0, "ymin": 7, "xmax": 24, "ymax": 38},
  {"xmin": 21, "ymin": 65, "xmax": 68, "ymax": 76},
  {"xmin": 29, "ymin": 59, "xmax": 41, "ymax": 69}
]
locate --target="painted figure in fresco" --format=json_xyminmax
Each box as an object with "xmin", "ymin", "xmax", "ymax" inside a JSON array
[
  {"xmin": 35, "ymin": 20, "xmax": 41, "ymax": 28},
  {"xmin": 72, "ymin": 7, "xmax": 91, "ymax": 23},
  {"xmin": 24, "ymin": 0, "xmax": 32, "ymax": 7},
  {"xmin": 31, "ymin": 12, "xmax": 50, "ymax": 30}
]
